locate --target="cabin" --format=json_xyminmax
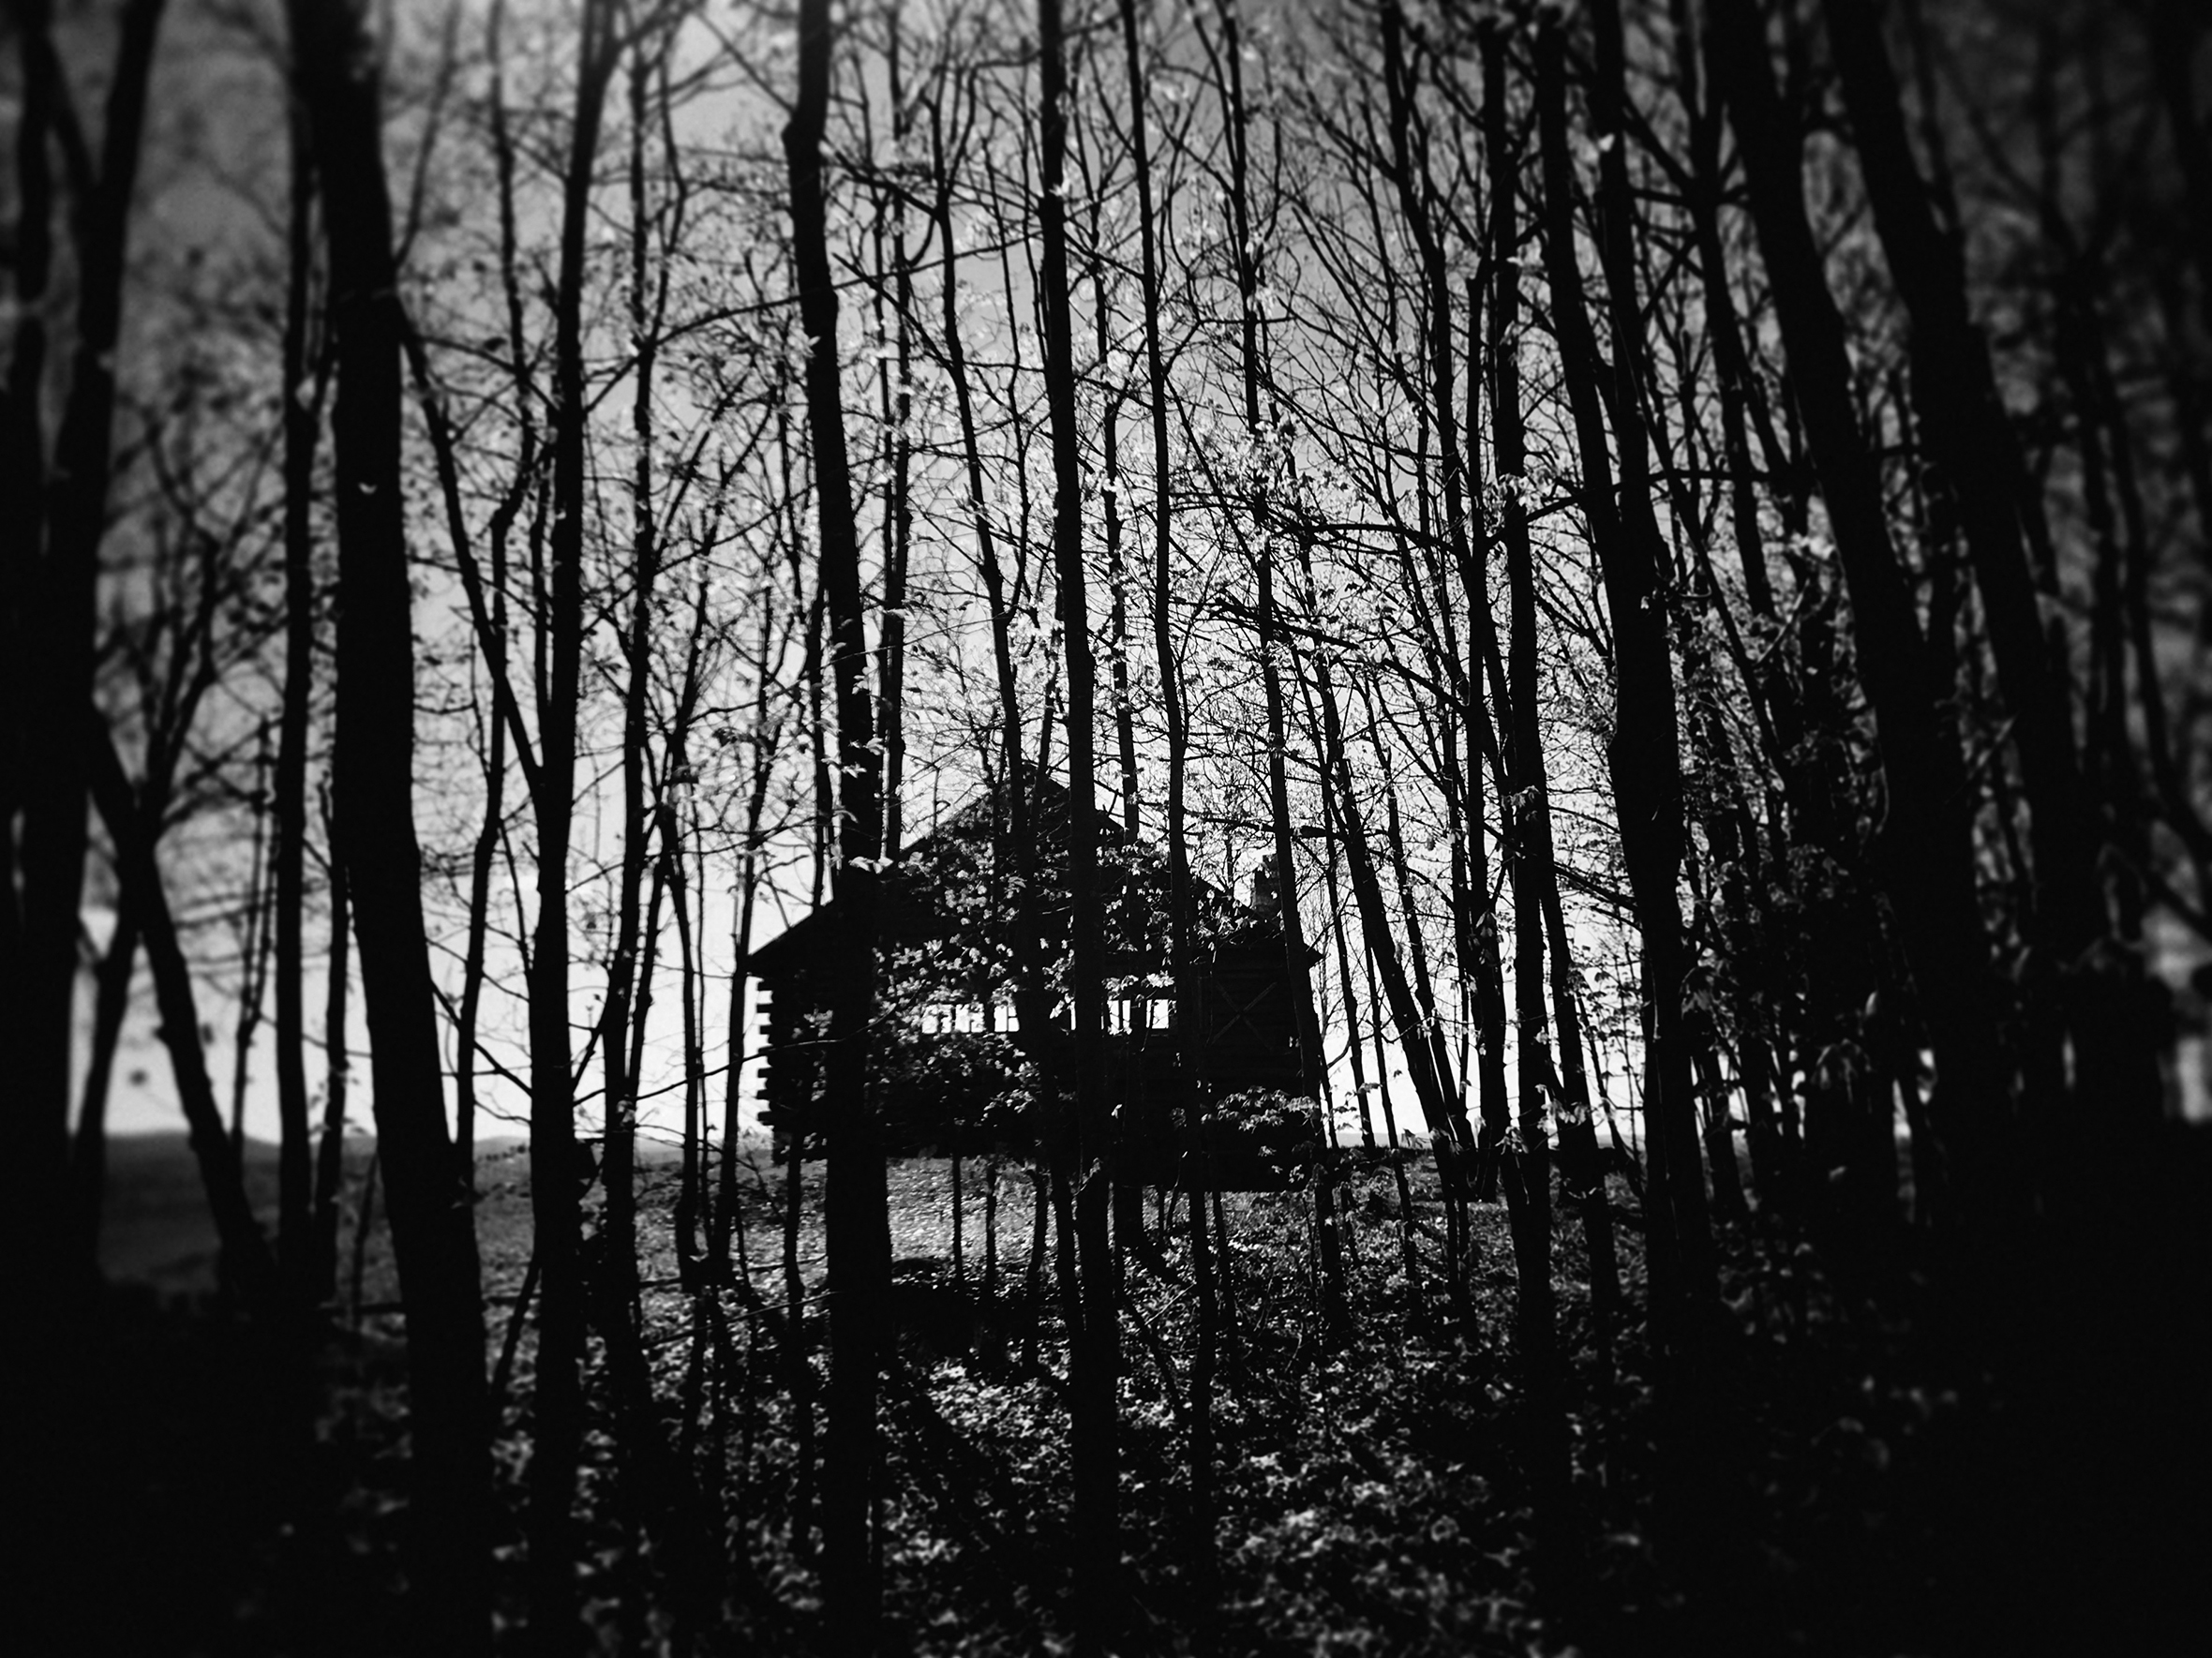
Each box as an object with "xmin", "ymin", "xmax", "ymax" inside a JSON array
[{"xmin": 746, "ymin": 780, "xmax": 1323, "ymax": 1187}]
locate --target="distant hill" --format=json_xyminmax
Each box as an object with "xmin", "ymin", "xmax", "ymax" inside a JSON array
[
  {"xmin": 96, "ymin": 1130, "xmax": 366, "ymax": 1293},
  {"xmin": 99, "ymin": 1132, "xmax": 286, "ymax": 1292},
  {"xmin": 92, "ymin": 1128, "xmax": 699, "ymax": 1295}
]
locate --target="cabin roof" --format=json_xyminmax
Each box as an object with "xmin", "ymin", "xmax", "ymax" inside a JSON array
[{"xmin": 747, "ymin": 775, "xmax": 1254, "ymax": 983}]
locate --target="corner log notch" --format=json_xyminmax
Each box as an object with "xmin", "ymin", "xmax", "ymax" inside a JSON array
[{"xmin": 748, "ymin": 779, "xmax": 1323, "ymax": 1189}]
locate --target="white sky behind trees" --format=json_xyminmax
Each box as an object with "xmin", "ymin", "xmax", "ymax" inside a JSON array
[{"xmin": 68, "ymin": 0, "xmax": 1816, "ymax": 1157}]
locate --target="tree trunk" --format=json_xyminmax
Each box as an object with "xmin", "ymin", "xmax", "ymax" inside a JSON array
[
  {"xmin": 595, "ymin": 27, "xmax": 672, "ymax": 1432},
  {"xmin": 783, "ymin": 1106, "xmax": 816, "ymax": 1557},
  {"xmin": 1085, "ymin": 83, "xmax": 1152, "ymax": 1264},
  {"xmin": 1373, "ymin": 0, "xmax": 1493, "ymax": 1245},
  {"xmin": 874, "ymin": 12, "xmax": 914, "ymax": 864},
  {"xmin": 227, "ymin": 738, "xmax": 276, "ymax": 1181},
  {"xmin": 274, "ymin": 84, "xmax": 322, "ymax": 1304},
  {"xmin": 515, "ymin": 0, "xmax": 621, "ymax": 1638},
  {"xmin": 1210, "ymin": 0, "xmax": 1347, "ymax": 1344},
  {"xmin": 89, "ymin": 732, "xmax": 277, "ymax": 1307},
  {"xmin": 314, "ymin": 792, "xmax": 353, "ymax": 1298},
  {"xmin": 788, "ymin": 2, "xmax": 890, "ymax": 1644},
  {"xmin": 290, "ymin": 2, "xmax": 492, "ymax": 1645},
  {"xmin": 1540, "ymin": 5, "xmax": 1715, "ymax": 1345},
  {"xmin": 1824, "ymin": 0, "xmax": 2159, "ymax": 1140},
  {"xmin": 1323, "ymin": 851, "xmax": 1378, "ymax": 1150},
  {"xmin": 1290, "ymin": 634, "xmax": 1446, "ymax": 1341},
  {"xmin": 1706, "ymin": 0, "xmax": 2010, "ymax": 1229},
  {"xmin": 1039, "ymin": 0, "xmax": 1122, "ymax": 1639},
  {"xmin": 1485, "ymin": 17, "xmax": 1618, "ymax": 1387},
  {"xmin": 710, "ymin": 616, "xmax": 780, "ymax": 1281},
  {"xmin": 7, "ymin": 1, "xmax": 165, "ymax": 1352},
  {"xmin": 1368, "ymin": 701, "xmax": 1478, "ymax": 1330},
  {"xmin": 71, "ymin": 893, "xmax": 138, "ymax": 1270},
  {"xmin": 925, "ymin": 79, "xmax": 1052, "ymax": 1070},
  {"xmin": 1115, "ymin": 0, "xmax": 1218, "ymax": 1604}
]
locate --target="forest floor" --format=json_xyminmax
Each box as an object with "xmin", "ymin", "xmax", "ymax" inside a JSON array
[{"xmin": 65, "ymin": 1127, "xmax": 2212, "ymax": 1656}]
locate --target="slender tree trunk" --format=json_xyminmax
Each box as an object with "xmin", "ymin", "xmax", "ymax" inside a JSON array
[
  {"xmin": 672, "ymin": 808, "xmax": 705, "ymax": 1286},
  {"xmin": 1538, "ymin": 7, "xmax": 1713, "ymax": 1349},
  {"xmin": 515, "ymin": 0, "xmax": 621, "ymax": 1638},
  {"xmin": 596, "ymin": 28, "xmax": 674, "ymax": 1416},
  {"xmin": 1375, "ymin": 1, "xmax": 1492, "ymax": 1258},
  {"xmin": 1039, "ymin": 0, "xmax": 1121, "ymax": 1638},
  {"xmin": 1, "ymin": 15, "xmax": 58, "ymax": 1352},
  {"xmin": 1540, "ymin": 874, "xmax": 1618, "ymax": 1373},
  {"xmin": 713, "ymin": 606, "xmax": 782, "ymax": 1280},
  {"xmin": 985, "ymin": 1153, "xmax": 1001, "ymax": 1299},
  {"xmin": 1291, "ymin": 651, "xmax": 1440, "ymax": 1338},
  {"xmin": 582, "ymin": 74, "xmax": 724, "ymax": 1639},
  {"xmin": 71, "ymin": 894, "xmax": 139, "ymax": 1269},
  {"xmin": 89, "ymin": 734, "xmax": 278, "ymax": 1307},
  {"xmin": 788, "ymin": 3, "xmax": 890, "ymax": 1644},
  {"xmin": 1684, "ymin": 679, "xmax": 1783, "ymax": 1218},
  {"xmin": 604, "ymin": 824, "xmax": 717, "ymax": 1644},
  {"xmin": 875, "ymin": 11, "xmax": 914, "ymax": 865},
  {"xmin": 11, "ymin": 52, "xmax": 169, "ymax": 1625},
  {"xmin": 783, "ymin": 1101, "xmax": 815, "ymax": 1557},
  {"xmin": 8, "ymin": 1, "xmax": 166, "ymax": 1352},
  {"xmin": 1222, "ymin": 0, "xmax": 1348, "ymax": 1344},
  {"xmin": 1323, "ymin": 852, "xmax": 1378, "ymax": 1151},
  {"xmin": 1368, "ymin": 702, "xmax": 1477, "ymax": 1331},
  {"xmin": 1314, "ymin": 672, "xmax": 1460, "ymax": 1160},
  {"xmin": 274, "ymin": 85, "xmax": 322, "ymax": 1303},
  {"xmin": 290, "ymin": 2, "xmax": 491, "ymax": 1644},
  {"xmin": 350, "ymin": 1149, "xmax": 379, "ymax": 1330},
  {"xmin": 1297, "ymin": 706, "xmax": 1427, "ymax": 1328},
  {"xmin": 1824, "ymin": 0, "xmax": 2158, "ymax": 1142},
  {"xmin": 1670, "ymin": 0, "xmax": 1831, "ymax": 1226},
  {"xmin": 1116, "ymin": 0, "xmax": 1216, "ymax": 1605},
  {"xmin": 0, "ymin": 22, "xmax": 56, "ymax": 1237},
  {"xmin": 1472, "ymin": 21, "xmax": 1562, "ymax": 1510},
  {"xmin": 2150, "ymin": 0, "xmax": 2212, "ymax": 335},
  {"xmin": 1022, "ymin": 1162, "xmax": 1050, "ymax": 1370},
  {"xmin": 1086, "ymin": 102, "xmax": 1150, "ymax": 1263},
  {"xmin": 452, "ymin": 710, "xmax": 505, "ymax": 1189},
  {"xmin": 925, "ymin": 83, "xmax": 1052, "ymax": 1081},
  {"xmin": 1673, "ymin": 0, "xmax": 1786, "ymax": 623},
  {"xmin": 1484, "ymin": 17, "xmax": 1617, "ymax": 1389},
  {"xmin": 1366, "ymin": 949, "xmax": 1399, "ymax": 1177},
  {"xmin": 1707, "ymin": 0, "xmax": 2011, "ymax": 1230},
  {"xmin": 314, "ymin": 794, "xmax": 352, "ymax": 1298},
  {"xmin": 227, "ymin": 736, "xmax": 274, "ymax": 1180}
]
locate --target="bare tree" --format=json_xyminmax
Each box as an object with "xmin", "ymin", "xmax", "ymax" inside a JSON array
[
  {"xmin": 787, "ymin": 0, "xmax": 891, "ymax": 1645},
  {"xmin": 288, "ymin": 0, "xmax": 491, "ymax": 1644}
]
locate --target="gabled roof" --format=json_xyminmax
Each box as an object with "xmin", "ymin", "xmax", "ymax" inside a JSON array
[{"xmin": 747, "ymin": 773, "xmax": 1245, "ymax": 982}]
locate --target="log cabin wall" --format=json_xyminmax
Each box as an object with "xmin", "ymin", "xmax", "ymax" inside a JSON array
[{"xmin": 750, "ymin": 783, "xmax": 1321, "ymax": 1186}]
